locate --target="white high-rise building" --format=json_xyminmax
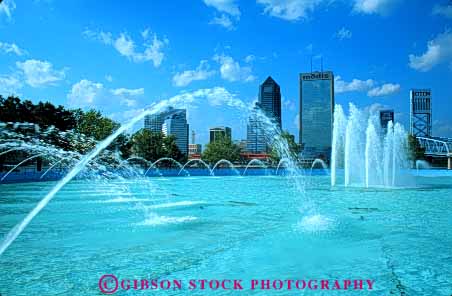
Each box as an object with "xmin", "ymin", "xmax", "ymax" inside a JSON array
[{"xmin": 161, "ymin": 109, "xmax": 189, "ymax": 155}]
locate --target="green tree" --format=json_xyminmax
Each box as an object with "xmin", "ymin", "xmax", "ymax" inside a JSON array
[
  {"xmin": 163, "ymin": 135, "xmax": 187, "ymax": 164},
  {"xmin": 202, "ymin": 135, "xmax": 241, "ymax": 164},
  {"xmin": 0, "ymin": 95, "xmax": 77, "ymax": 131},
  {"xmin": 408, "ymin": 134, "xmax": 425, "ymax": 163},
  {"xmin": 130, "ymin": 129, "xmax": 166, "ymax": 161},
  {"xmin": 269, "ymin": 131, "xmax": 300, "ymax": 164},
  {"xmin": 75, "ymin": 109, "xmax": 120, "ymax": 141}
]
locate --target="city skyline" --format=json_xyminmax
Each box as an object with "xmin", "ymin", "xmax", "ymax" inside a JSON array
[{"xmin": 1, "ymin": 0, "xmax": 452, "ymax": 145}]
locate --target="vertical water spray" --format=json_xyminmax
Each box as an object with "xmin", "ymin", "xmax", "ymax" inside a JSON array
[
  {"xmin": 331, "ymin": 103, "xmax": 409, "ymax": 188},
  {"xmin": 331, "ymin": 105, "xmax": 346, "ymax": 186}
]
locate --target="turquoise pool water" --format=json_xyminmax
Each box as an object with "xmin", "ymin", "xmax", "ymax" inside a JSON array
[{"xmin": 0, "ymin": 173, "xmax": 451, "ymax": 295}]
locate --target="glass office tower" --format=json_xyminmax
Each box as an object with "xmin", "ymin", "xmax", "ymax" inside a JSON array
[
  {"xmin": 299, "ymin": 71, "xmax": 334, "ymax": 160},
  {"xmin": 162, "ymin": 110, "xmax": 189, "ymax": 155},
  {"xmin": 246, "ymin": 103, "xmax": 267, "ymax": 153},
  {"xmin": 259, "ymin": 76, "xmax": 281, "ymax": 126}
]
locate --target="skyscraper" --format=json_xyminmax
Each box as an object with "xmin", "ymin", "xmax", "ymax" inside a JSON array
[
  {"xmin": 246, "ymin": 103, "xmax": 267, "ymax": 153},
  {"xmin": 299, "ymin": 71, "xmax": 334, "ymax": 159},
  {"xmin": 259, "ymin": 76, "xmax": 281, "ymax": 126},
  {"xmin": 161, "ymin": 109, "xmax": 189, "ymax": 155},
  {"xmin": 246, "ymin": 76, "xmax": 282, "ymax": 153},
  {"xmin": 144, "ymin": 107, "xmax": 183, "ymax": 132},
  {"xmin": 209, "ymin": 127, "xmax": 232, "ymax": 143},
  {"xmin": 410, "ymin": 89, "xmax": 432, "ymax": 137},
  {"xmin": 380, "ymin": 109, "xmax": 395, "ymax": 129}
]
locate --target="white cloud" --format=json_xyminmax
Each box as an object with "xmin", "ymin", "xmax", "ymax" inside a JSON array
[
  {"xmin": 335, "ymin": 27, "xmax": 352, "ymax": 40},
  {"xmin": 203, "ymin": 0, "xmax": 240, "ymax": 16},
  {"xmin": 67, "ymin": 80, "xmax": 145, "ymax": 109},
  {"xmin": 213, "ymin": 54, "xmax": 255, "ymax": 82},
  {"xmin": 432, "ymin": 3, "xmax": 452, "ymax": 18},
  {"xmin": 0, "ymin": 42, "xmax": 26, "ymax": 56},
  {"xmin": 367, "ymin": 83, "xmax": 400, "ymax": 97},
  {"xmin": 0, "ymin": 74, "xmax": 22, "ymax": 96},
  {"xmin": 353, "ymin": 0, "xmax": 401, "ymax": 15},
  {"xmin": 335, "ymin": 75, "xmax": 400, "ymax": 97},
  {"xmin": 257, "ymin": 0, "xmax": 327, "ymax": 21},
  {"xmin": 16, "ymin": 59, "xmax": 66, "ymax": 87},
  {"xmin": 0, "ymin": 0, "xmax": 16, "ymax": 20},
  {"xmin": 111, "ymin": 87, "xmax": 144, "ymax": 97},
  {"xmin": 209, "ymin": 14, "xmax": 235, "ymax": 30},
  {"xmin": 84, "ymin": 29, "xmax": 169, "ymax": 67},
  {"xmin": 244, "ymin": 54, "xmax": 256, "ymax": 63},
  {"xmin": 105, "ymin": 74, "xmax": 113, "ymax": 82},
  {"xmin": 335, "ymin": 75, "xmax": 375, "ymax": 93},
  {"xmin": 408, "ymin": 30, "xmax": 452, "ymax": 72},
  {"xmin": 166, "ymin": 87, "xmax": 245, "ymax": 110},
  {"xmin": 67, "ymin": 79, "xmax": 105, "ymax": 107},
  {"xmin": 172, "ymin": 60, "xmax": 216, "ymax": 87}
]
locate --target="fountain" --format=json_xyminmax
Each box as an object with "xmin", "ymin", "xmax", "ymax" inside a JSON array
[
  {"xmin": 0, "ymin": 93, "xmax": 306, "ymax": 256},
  {"xmin": 242, "ymin": 159, "xmax": 268, "ymax": 176},
  {"xmin": 331, "ymin": 103, "xmax": 409, "ymax": 188},
  {"xmin": 1, "ymin": 153, "xmax": 47, "ymax": 182},
  {"xmin": 275, "ymin": 158, "xmax": 290, "ymax": 175},
  {"xmin": 416, "ymin": 160, "xmax": 431, "ymax": 171},
  {"xmin": 40, "ymin": 155, "xmax": 79, "ymax": 179},
  {"xmin": 211, "ymin": 159, "xmax": 240, "ymax": 176},
  {"xmin": 177, "ymin": 159, "xmax": 213, "ymax": 176},
  {"xmin": 145, "ymin": 157, "xmax": 188, "ymax": 176}
]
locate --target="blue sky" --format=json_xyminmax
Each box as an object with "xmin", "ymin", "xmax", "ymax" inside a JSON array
[{"xmin": 1, "ymin": 0, "xmax": 451, "ymax": 144}]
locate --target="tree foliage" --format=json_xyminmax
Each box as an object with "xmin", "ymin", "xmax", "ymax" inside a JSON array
[
  {"xmin": 202, "ymin": 135, "xmax": 241, "ymax": 164},
  {"xmin": 129, "ymin": 129, "xmax": 186, "ymax": 163},
  {"xmin": 407, "ymin": 134, "xmax": 425, "ymax": 162},
  {"xmin": 0, "ymin": 95, "xmax": 77, "ymax": 131}
]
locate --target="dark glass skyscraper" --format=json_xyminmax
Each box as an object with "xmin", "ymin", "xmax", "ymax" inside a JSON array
[
  {"xmin": 259, "ymin": 76, "xmax": 281, "ymax": 126},
  {"xmin": 299, "ymin": 71, "xmax": 334, "ymax": 159},
  {"xmin": 246, "ymin": 103, "xmax": 267, "ymax": 153},
  {"xmin": 209, "ymin": 127, "xmax": 232, "ymax": 143},
  {"xmin": 246, "ymin": 76, "xmax": 282, "ymax": 153}
]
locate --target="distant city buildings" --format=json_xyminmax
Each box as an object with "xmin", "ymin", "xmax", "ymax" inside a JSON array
[
  {"xmin": 380, "ymin": 109, "xmax": 394, "ymax": 129},
  {"xmin": 188, "ymin": 144, "xmax": 202, "ymax": 155},
  {"xmin": 299, "ymin": 71, "xmax": 334, "ymax": 160},
  {"xmin": 144, "ymin": 107, "xmax": 184, "ymax": 132},
  {"xmin": 246, "ymin": 76, "xmax": 282, "ymax": 153},
  {"xmin": 145, "ymin": 107, "xmax": 189, "ymax": 155},
  {"xmin": 188, "ymin": 130, "xmax": 202, "ymax": 158},
  {"xmin": 410, "ymin": 89, "xmax": 432, "ymax": 137},
  {"xmin": 209, "ymin": 126, "xmax": 232, "ymax": 143}
]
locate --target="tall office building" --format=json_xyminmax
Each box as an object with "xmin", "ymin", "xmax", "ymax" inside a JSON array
[
  {"xmin": 161, "ymin": 110, "xmax": 189, "ymax": 155},
  {"xmin": 299, "ymin": 71, "xmax": 334, "ymax": 159},
  {"xmin": 380, "ymin": 109, "xmax": 395, "ymax": 129},
  {"xmin": 410, "ymin": 89, "xmax": 432, "ymax": 137},
  {"xmin": 246, "ymin": 103, "xmax": 267, "ymax": 153},
  {"xmin": 259, "ymin": 76, "xmax": 282, "ymax": 126},
  {"xmin": 144, "ymin": 107, "xmax": 183, "ymax": 133},
  {"xmin": 209, "ymin": 126, "xmax": 232, "ymax": 143},
  {"xmin": 246, "ymin": 77, "xmax": 282, "ymax": 153}
]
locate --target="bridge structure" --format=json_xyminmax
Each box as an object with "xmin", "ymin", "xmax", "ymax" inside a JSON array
[{"xmin": 416, "ymin": 137, "xmax": 452, "ymax": 169}]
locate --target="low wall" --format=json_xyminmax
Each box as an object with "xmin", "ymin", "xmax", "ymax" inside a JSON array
[{"xmin": 0, "ymin": 168, "xmax": 330, "ymax": 184}]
